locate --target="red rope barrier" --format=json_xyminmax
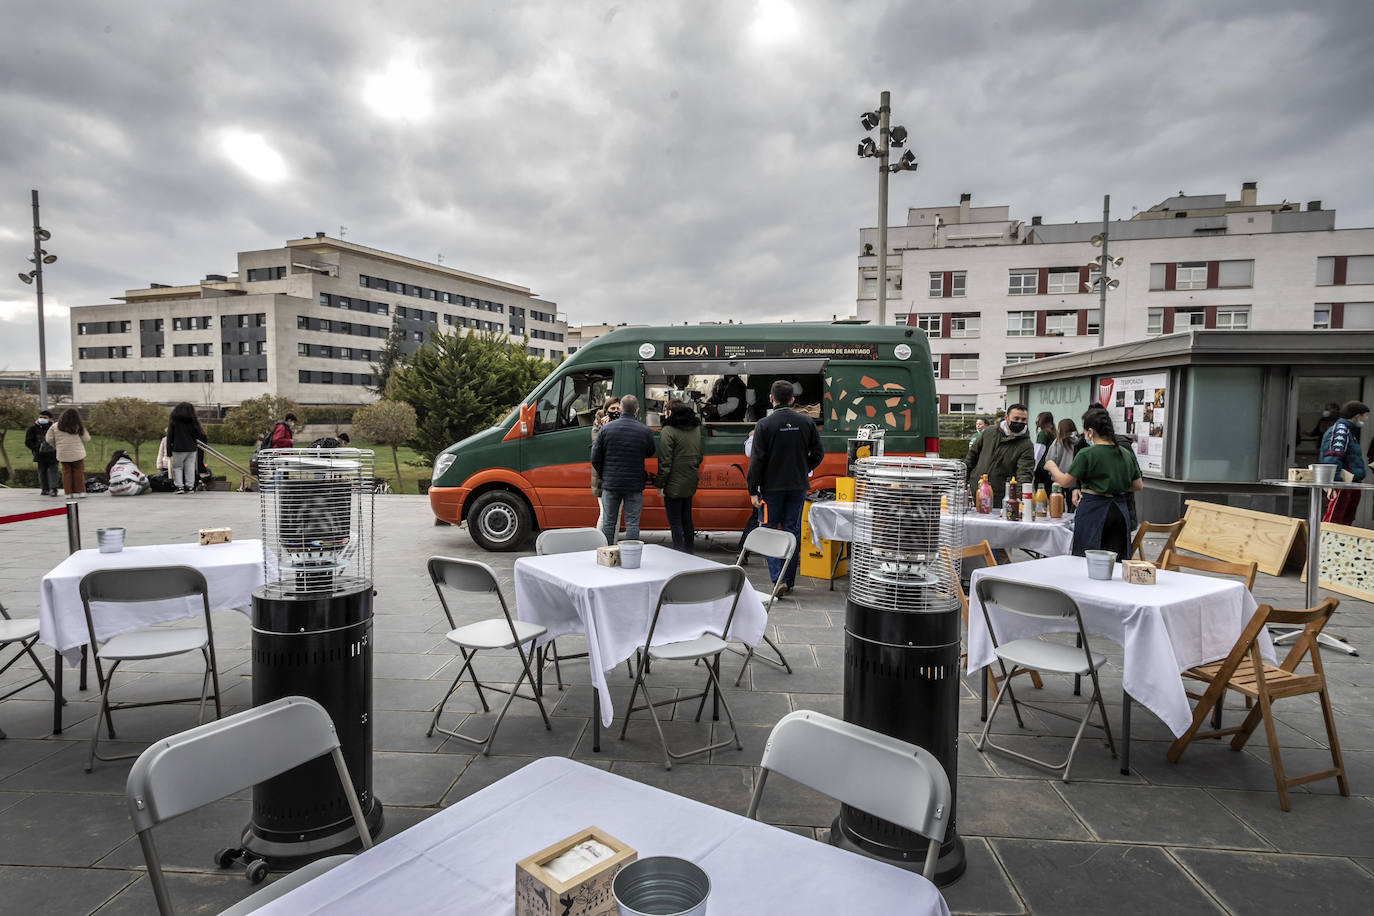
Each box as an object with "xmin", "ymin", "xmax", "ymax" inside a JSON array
[{"xmin": 0, "ymin": 507, "xmax": 69, "ymax": 526}]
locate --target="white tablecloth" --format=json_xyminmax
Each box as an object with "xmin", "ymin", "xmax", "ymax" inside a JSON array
[
  {"xmin": 254, "ymin": 756, "xmax": 950, "ymax": 916},
  {"xmin": 807, "ymin": 501, "xmax": 1074, "ymax": 556},
  {"xmin": 966, "ymin": 555, "xmax": 1272, "ymax": 736},
  {"xmin": 39, "ymin": 540, "xmax": 264, "ymax": 665},
  {"xmin": 514, "ymin": 545, "xmax": 767, "ymax": 726}
]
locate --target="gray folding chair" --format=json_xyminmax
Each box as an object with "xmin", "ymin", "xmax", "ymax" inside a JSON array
[
  {"xmin": 127, "ymin": 696, "xmax": 373, "ymax": 916},
  {"xmin": 534, "ymin": 527, "xmax": 607, "ymax": 690},
  {"xmin": 745, "ymin": 710, "xmax": 950, "ymax": 881},
  {"xmin": 425, "ymin": 557, "xmax": 551, "ymax": 755},
  {"xmin": 619, "ymin": 565, "xmax": 747, "ymax": 769},
  {"xmin": 973, "ymin": 578, "xmax": 1117, "ymax": 781},
  {"xmin": 79, "ymin": 566, "xmax": 223, "ymax": 772},
  {"xmin": 731, "ymin": 526, "xmax": 796, "ymax": 685},
  {"xmin": 1, "ymin": 601, "xmax": 61, "ymax": 740}
]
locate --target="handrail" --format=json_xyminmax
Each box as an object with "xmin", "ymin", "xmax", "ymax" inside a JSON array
[{"xmin": 197, "ymin": 440, "xmax": 257, "ymax": 491}]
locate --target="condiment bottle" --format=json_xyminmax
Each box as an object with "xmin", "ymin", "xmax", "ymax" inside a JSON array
[
  {"xmin": 1049, "ymin": 483, "xmax": 1064, "ymax": 519},
  {"xmin": 977, "ymin": 476, "xmax": 993, "ymax": 514},
  {"xmin": 1004, "ymin": 478, "xmax": 1019, "ymax": 521},
  {"xmin": 1022, "ymin": 483, "xmax": 1035, "ymax": 522},
  {"xmin": 1033, "ymin": 484, "xmax": 1048, "ymax": 520}
]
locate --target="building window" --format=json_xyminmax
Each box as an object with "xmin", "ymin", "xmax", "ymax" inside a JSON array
[
  {"xmin": 359, "ymin": 275, "xmax": 371, "ymax": 288},
  {"xmin": 1147, "ymin": 309, "xmax": 1164, "ymax": 334},
  {"xmin": 320, "ymin": 372, "xmax": 333, "ymax": 384},
  {"xmin": 1085, "ymin": 309, "xmax": 1101, "ymax": 336},
  {"xmin": 951, "ymin": 272, "xmax": 966, "ymax": 297},
  {"xmin": 1177, "ymin": 308, "xmax": 1206, "ymax": 328},
  {"xmin": 1217, "ymin": 260, "xmax": 1254, "ymax": 288},
  {"xmin": 915, "ymin": 313, "xmax": 941, "ymax": 337},
  {"xmin": 172, "ymin": 318, "xmax": 183, "ymax": 331},
  {"xmin": 1046, "ymin": 270, "xmax": 1080, "ymax": 295},
  {"xmin": 1348, "ymin": 255, "xmax": 1374, "ymax": 284},
  {"xmin": 1175, "ymin": 262, "xmax": 1207, "ymax": 290},
  {"xmin": 339, "ymin": 347, "xmax": 351, "ymax": 359},
  {"xmin": 931, "ymin": 358, "xmax": 940, "ymax": 379},
  {"xmin": 239, "ymin": 341, "xmax": 250, "ymax": 355},
  {"xmin": 1006, "ymin": 311, "xmax": 1035, "ymax": 336},
  {"xmin": 947, "ymin": 401, "xmax": 977, "ymax": 414},
  {"xmin": 861, "ymin": 274, "xmax": 876, "ymax": 297},
  {"xmin": 1008, "ymin": 269, "xmax": 1037, "ymax": 295},
  {"xmin": 298, "ymin": 342, "xmax": 308, "ymax": 356},
  {"xmin": 1005, "ymin": 353, "xmax": 1036, "ymax": 365},
  {"xmin": 256, "ymin": 313, "xmax": 267, "ymax": 327},
  {"xmin": 928, "ymin": 272, "xmax": 943, "ymax": 297},
  {"xmin": 412, "ymin": 330, "xmax": 423, "ymax": 341},
  {"xmin": 1314, "ymin": 305, "xmax": 1332, "ymax": 329},
  {"xmin": 1149, "ymin": 263, "xmax": 1167, "ymax": 290},
  {"xmin": 320, "ymin": 319, "xmax": 331, "ymax": 332},
  {"xmin": 949, "ymin": 314, "xmax": 979, "ymax": 338},
  {"xmin": 1044, "ymin": 312, "xmax": 1076, "ymax": 336},
  {"xmin": 240, "ymin": 368, "xmax": 252, "ymax": 382},
  {"xmin": 320, "ymin": 345, "xmax": 333, "ymax": 358},
  {"xmin": 1216, "ymin": 307, "xmax": 1250, "ymax": 329},
  {"xmin": 947, "ymin": 356, "xmax": 979, "ymax": 380}
]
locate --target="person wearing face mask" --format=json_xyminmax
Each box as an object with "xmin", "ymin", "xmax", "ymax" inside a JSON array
[
  {"xmin": 1044, "ymin": 408, "xmax": 1143, "ymax": 560},
  {"xmin": 25, "ymin": 409, "xmax": 61, "ymax": 496},
  {"xmin": 1319, "ymin": 400, "xmax": 1370, "ymax": 525},
  {"xmin": 966, "ymin": 403, "xmax": 1036, "ymax": 508},
  {"xmin": 269, "ymin": 413, "xmax": 297, "ymax": 449}
]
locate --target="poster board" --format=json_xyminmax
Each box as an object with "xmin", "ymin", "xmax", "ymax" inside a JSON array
[
  {"xmin": 1300, "ymin": 522, "xmax": 1374, "ymax": 603},
  {"xmin": 1094, "ymin": 372, "xmax": 1167, "ymax": 474}
]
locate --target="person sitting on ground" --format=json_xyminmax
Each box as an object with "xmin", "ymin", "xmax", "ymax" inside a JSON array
[
  {"xmin": 1044, "ymin": 408, "xmax": 1142, "ymax": 560},
  {"xmin": 106, "ymin": 450, "xmax": 150, "ymax": 496}
]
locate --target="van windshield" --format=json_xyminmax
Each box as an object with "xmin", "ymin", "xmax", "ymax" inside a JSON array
[{"xmin": 643, "ymin": 372, "xmax": 823, "ymax": 428}]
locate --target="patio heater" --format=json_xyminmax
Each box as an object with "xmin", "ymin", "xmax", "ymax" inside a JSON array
[
  {"xmin": 832, "ymin": 456, "xmax": 966, "ymax": 885},
  {"xmin": 240, "ymin": 447, "xmax": 383, "ymax": 868}
]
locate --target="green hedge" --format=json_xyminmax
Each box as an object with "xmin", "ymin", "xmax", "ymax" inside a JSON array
[
  {"xmin": 0, "ymin": 467, "xmax": 40, "ymax": 488},
  {"xmin": 939, "ymin": 438, "xmax": 970, "ymax": 463},
  {"xmin": 203, "ymin": 423, "xmax": 252, "ymax": 446},
  {"xmin": 306, "ymin": 405, "xmax": 358, "ymax": 427}
]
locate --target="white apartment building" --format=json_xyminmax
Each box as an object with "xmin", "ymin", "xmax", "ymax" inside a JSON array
[
  {"xmin": 857, "ymin": 184, "xmax": 1374, "ymax": 414},
  {"xmin": 70, "ymin": 235, "xmax": 566, "ymax": 409}
]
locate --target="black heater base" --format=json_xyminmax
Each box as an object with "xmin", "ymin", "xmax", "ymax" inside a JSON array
[
  {"xmin": 239, "ymin": 800, "xmax": 384, "ymax": 869},
  {"xmin": 830, "ymin": 815, "xmax": 967, "ymax": 886}
]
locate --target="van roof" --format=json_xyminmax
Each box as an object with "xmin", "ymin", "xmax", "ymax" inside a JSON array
[{"xmin": 569, "ymin": 322, "xmax": 926, "ymax": 365}]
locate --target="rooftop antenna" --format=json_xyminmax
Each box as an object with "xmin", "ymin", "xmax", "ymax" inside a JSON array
[
  {"xmin": 437, "ymin": 254, "xmax": 444, "ymax": 265},
  {"xmin": 339, "ymin": 225, "xmax": 347, "ymax": 239}
]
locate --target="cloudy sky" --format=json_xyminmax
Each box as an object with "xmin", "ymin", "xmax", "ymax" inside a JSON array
[{"xmin": 3, "ymin": 0, "xmax": 1372, "ymax": 370}]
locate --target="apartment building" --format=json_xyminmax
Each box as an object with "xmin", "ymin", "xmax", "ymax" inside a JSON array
[
  {"xmin": 857, "ymin": 184, "xmax": 1374, "ymax": 413},
  {"xmin": 70, "ymin": 235, "xmax": 566, "ymax": 408}
]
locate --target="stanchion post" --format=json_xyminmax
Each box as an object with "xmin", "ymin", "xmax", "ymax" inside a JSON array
[{"xmin": 65, "ymin": 499, "xmax": 81, "ymax": 552}]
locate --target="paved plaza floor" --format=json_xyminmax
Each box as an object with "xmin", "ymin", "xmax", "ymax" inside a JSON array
[{"xmin": 0, "ymin": 489, "xmax": 1371, "ymax": 915}]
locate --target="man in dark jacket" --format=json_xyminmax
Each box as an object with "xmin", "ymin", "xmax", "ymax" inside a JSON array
[
  {"xmin": 25, "ymin": 409, "xmax": 60, "ymax": 496},
  {"xmin": 747, "ymin": 381, "xmax": 824, "ymax": 593},
  {"xmin": 1320, "ymin": 399, "xmax": 1369, "ymax": 525},
  {"xmin": 966, "ymin": 404, "xmax": 1035, "ymax": 508},
  {"xmin": 656, "ymin": 399, "xmax": 703, "ymax": 554},
  {"xmin": 591, "ymin": 395, "xmax": 656, "ymax": 545}
]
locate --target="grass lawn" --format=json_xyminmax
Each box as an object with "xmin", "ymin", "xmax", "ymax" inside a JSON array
[{"xmin": 1, "ymin": 430, "xmax": 434, "ymax": 494}]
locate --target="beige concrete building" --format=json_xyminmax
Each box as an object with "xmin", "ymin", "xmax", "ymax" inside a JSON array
[{"xmin": 70, "ymin": 235, "xmax": 565, "ymax": 409}]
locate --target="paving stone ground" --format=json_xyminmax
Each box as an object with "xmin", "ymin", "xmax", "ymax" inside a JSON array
[{"xmin": 0, "ymin": 489, "xmax": 1368, "ymax": 915}]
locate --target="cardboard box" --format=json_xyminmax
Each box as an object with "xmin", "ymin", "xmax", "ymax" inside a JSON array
[
  {"xmin": 595, "ymin": 546, "xmax": 621, "ymax": 567},
  {"xmin": 1287, "ymin": 467, "xmax": 1315, "ymax": 482},
  {"xmin": 516, "ymin": 827, "xmax": 636, "ymax": 916},
  {"xmin": 836, "ymin": 477, "xmax": 855, "ymax": 502},
  {"xmin": 198, "ymin": 527, "xmax": 232, "ymax": 546},
  {"xmin": 1122, "ymin": 559, "xmax": 1156, "ymax": 585}
]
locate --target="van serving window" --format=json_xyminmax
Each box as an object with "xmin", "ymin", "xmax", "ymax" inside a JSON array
[
  {"xmin": 641, "ymin": 358, "xmax": 828, "ymax": 380},
  {"xmin": 641, "ymin": 359, "xmax": 825, "ymax": 428}
]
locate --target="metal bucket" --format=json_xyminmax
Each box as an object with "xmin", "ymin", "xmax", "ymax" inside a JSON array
[
  {"xmin": 1310, "ymin": 463, "xmax": 1337, "ymax": 486},
  {"xmin": 96, "ymin": 527, "xmax": 125, "ymax": 553},
  {"xmin": 1085, "ymin": 550, "xmax": 1117, "ymax": 580},
  {"xmin": 613, "ymin": 856, "xmax": 710, "ymax": 916},
  {"xmin": 619, "ymin": 540, "xmax": 645, "ymax": 569}
]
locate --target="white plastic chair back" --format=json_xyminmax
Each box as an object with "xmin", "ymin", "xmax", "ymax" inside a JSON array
[
  {"xmin": 536, "ymin": 527, "xmax": 608, "ymax": 555},
  {"xmin": 745, "ymin": 710, "xmax": 950, "ymax": 880},
  {"xmin": 736, "ymin": 526, "xmax": 796, "ymax": 564}
]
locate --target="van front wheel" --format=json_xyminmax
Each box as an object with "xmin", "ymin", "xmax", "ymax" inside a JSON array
[{"xmin": 468, "ymin": 490, "xmax": 533, "ymax": 551}]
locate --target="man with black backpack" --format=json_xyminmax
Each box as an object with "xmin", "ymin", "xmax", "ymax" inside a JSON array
[
  {"xmin": 250, "ymin": 413, "xmax": 298, "ymax": 478},
  {"xmin": 25, "ymin": 409, "xmax": 60, "ymax": 496}
]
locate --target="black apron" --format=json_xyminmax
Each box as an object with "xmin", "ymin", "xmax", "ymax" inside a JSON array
[{"xmin": 1071, "ymin": 492, "xmax": 1132, "ymax": 559}]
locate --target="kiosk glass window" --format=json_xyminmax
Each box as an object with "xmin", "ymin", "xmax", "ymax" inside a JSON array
[
  {"xmin": 1181, "ymin": 367, "xmax": 1262, "ymax": 481},
  {"xmin": 533, "ymin": 368, "xmax": 615, "ymax": 433}
]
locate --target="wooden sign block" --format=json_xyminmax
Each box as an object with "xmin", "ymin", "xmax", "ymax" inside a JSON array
[
  {"xmin": 1174, "ymin": 500, "xmax": 1303, "ymax": 576},
  {"xmin": 516, "ymin": 827, "xmax": 636, "ymax": 916},
  {"xmin": 596, "ymin": 546, "xmax": 621, "ymax": 567},
  {"xmin": 1300, "ymin": 522, "xmax": 1374, "ymax": 603},
  {"xmin": 1122, "ymin": 560, "xmax": 1156, "ymax": 585},
  {"xmin": 198, "ymin": 527, "xmax": 232, "ymax": 545}
]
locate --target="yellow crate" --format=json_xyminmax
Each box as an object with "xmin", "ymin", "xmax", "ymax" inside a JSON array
[
  {"xmin": 800, "ymin": 502, "xmax": 848, "ymax": 580},
  {"xmin": 836, "ymin": 477, "xmax": 855, "ymax": 502}
]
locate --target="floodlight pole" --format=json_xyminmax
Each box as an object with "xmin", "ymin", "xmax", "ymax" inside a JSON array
[
  {"xmin": 31, "ymin": 190, "xmax": 50, "ymax": 411},
  {"xmin": 1097, "ymin": 194, "xmax": 1109, "ymax": 348},
  {"xmin": 876, "ymin": 91, "xmax": 891, "ymax": 328}
]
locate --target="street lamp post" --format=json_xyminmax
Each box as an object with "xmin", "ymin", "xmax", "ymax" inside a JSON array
[
  {"xmin": 17, "ymin": 190, "xmax": 56, "ymax": 411},
  {"xmin": 858, "ymin": 91, "xmax": 917, "ymax": 327},
  {"xmin": 1086, "ymin": 194, "xmax": 1120, "ymax": 347}
]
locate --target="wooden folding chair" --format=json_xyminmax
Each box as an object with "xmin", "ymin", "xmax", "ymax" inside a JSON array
[
  {"xmin": 947, "ymin": 541, "xmax": 1043, "ymax": 697},
  {"xmin": 1129, "ymin": 519, "xmax": 1185, "ymax": 567},
  {"xmin": 1163, "ymin": 552, "xmax": 1257, "ymax": 591},
  {"xmin": 1166, "ymin": 598, "xmax": 1348, "ymax": 811}
]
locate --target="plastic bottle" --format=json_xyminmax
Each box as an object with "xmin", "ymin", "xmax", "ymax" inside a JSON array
[
  {"xmin": 1022, "ymin": 483, "xmax": 1035, "ymax": 522},
  {"xmin": 1033, "ymin": 484, "xmax": 1048, "ymax": 520},
  {"xmin": 977, "ymin": 476, "xmax": 993, "ymax": 515},
  {"xmin": 1049, "ymin": 483, "xmax": 1064, "ymax": 519},
  {"xmin": 1004, "ymin": 478, "xmax": 1020, "ymax": 521}
]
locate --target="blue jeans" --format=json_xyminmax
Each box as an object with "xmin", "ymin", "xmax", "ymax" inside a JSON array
[
  {"xmin": 761, "ymin": 489, "xmax": 805, "ymax": 587},
  {"xmin": 599, "ymin": 490, "xmax": 644, "ymax": 545},
  {"xmin": 664, "ymin": 496, "xmax": 695, "ymax": 553}
]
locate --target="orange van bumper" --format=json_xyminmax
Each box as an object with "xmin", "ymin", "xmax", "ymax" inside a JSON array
[{"xmin": 429, "ymin": 486, "xmax": 469, "ymax": 525}]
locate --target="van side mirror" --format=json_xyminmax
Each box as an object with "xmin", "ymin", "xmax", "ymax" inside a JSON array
[{"xmin": 520, "ymin": 402, "xmax": 535, "ymax": 437}]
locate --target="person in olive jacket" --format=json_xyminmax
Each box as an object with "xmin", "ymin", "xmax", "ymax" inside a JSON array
[
  {"xmin": 656, "ymin": 399, "xmax": 703, "ymax": 553},
  {"xmin": 965, "ymin": 403, "xmax": 1035, "ymax": 508}
]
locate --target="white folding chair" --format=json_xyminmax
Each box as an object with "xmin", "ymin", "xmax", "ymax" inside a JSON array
[
  {"xmin": 745, "ymin": 710, "xmax": 950, "ymax": 881},
  {"xmin": 620, "ymin": 565, "xmax": 747, "ymax": 769},
  {"xmin": 1, "ymin": 602, "xmax": 61, "ymax": 740},
  {"xmin": 973, "ymin": 578, "xmax": 1117, "ymax": 781},
  {"xmin": 534, "ymin": 527, "xmax": 607, "ymax": 689},
  {"xmin": 732, "ymin": 527, "xmax": 795, "ymax": 685},
  {"xmin": 425, "ymin": 557, "xmax": 551, "ymax": 755},
  {"xmin": 127, "ymin": 696, "xmax": 373, "ymax": 915},
  {"xmin": 79, "ymin": 566, "xmax": 223, "ymax": 772}
]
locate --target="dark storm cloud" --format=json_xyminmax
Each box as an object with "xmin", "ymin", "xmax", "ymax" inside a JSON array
[{"xmin": 2, "ymin": 0, "xmax": 1371, "ymax": 370}]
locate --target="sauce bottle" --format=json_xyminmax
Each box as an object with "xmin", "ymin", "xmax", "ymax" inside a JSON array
[
  {"xmin": 1033, "ymin": 484, "xmax": 1048, "ymax": 520},
  {"xmin": 1049, "ymin": 483, "xmax": 1065, "ymax": 519},
  {"xmin": 1004, "ymin": 477, "xmax": 1020, "ymax": 521},
  {"xmin": 977, "ymin": 476, "xmax": 993, "ymax": 514}
]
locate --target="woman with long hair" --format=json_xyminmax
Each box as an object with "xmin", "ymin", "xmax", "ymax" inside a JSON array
[
  {"xmin": 165, "ymin": 402, "xmax": 207, "ymax": 494},
  {"xmin": 589, "ymin": 395, "xmax": 620, "ymax": 499},
  {"xmin": 45, "ymin": 407, "xmax": 91, "ymax": 498},
  {"xmin": 1044, "ymin": 408, "xmax": 1142, "ymax": 559},
  {"xmin": 1044, "ymin": 418, "xmax": 1079, "ymax": 470}
]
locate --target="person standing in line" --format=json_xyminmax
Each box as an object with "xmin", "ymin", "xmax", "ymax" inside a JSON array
[
  {"xmin": 1045, "ymin": 418, "xmax": 1080, "ymax": 507},
  {"xmin": 965, "ymin": 403, "xmax": 1035, "ymax": 508},
  {"xmin": 1032, "ymin": 411, "xmax": 1056, "ymax": 488},
  {"xmin": 166, "ymin": 402, "xmax": 207, "ymax": 494},
  {"xmin": 45, "ymin": 408, "xmax": 91, "ymax": 498},
  {"xmin": 1044, "ymin": 408, "xmax": 1142, "ymax": 559},
  {"xmin": 591, "ymin": 394, "xmax": 655, "ymax": 545},
  {"xmin": 747, "ymin": 381, "xmax": 824, "ymax": 595},
  {"xmin": 590, "ymin": 396, "xmax": 620, "ymax": 501},
  {"xmin": 968, "ymin": 416, "xmax": 987, "ymax": 445},
  {"xmin": 25, "ymin": 408, "xmax": 60, "ymax": 496},
  {"xmin": 269, "ymin": 412, "xmax": 297, "ymax": 448},
  {"xmin": 656, "ymin": 398, "xmax": 702, "ymax": 554},
  {"xmin": 1319, "ymin": 399, "xmax": 1369, "ymax": 525}
]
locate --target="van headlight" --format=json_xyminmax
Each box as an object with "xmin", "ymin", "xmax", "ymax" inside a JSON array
[{"xmin": 432, "ymin": 453, "xmax": 456, "ymax": 482}]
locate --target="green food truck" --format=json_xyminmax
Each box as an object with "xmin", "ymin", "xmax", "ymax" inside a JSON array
[{"xmin": 429, "ymin": 323, "xmax": 938, "ymax": 550}]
